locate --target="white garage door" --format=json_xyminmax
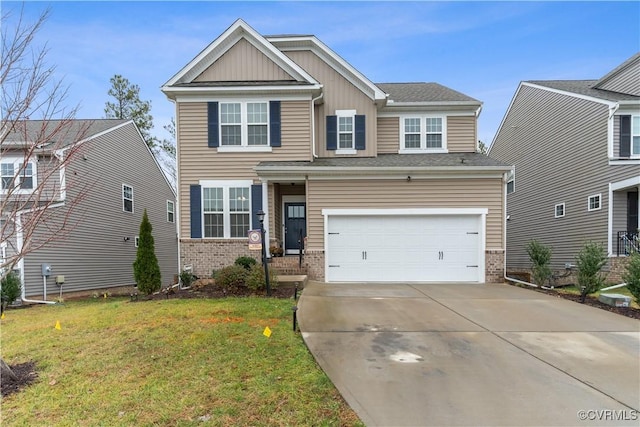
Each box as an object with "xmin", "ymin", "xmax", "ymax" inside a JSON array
[{"xmin": 326, "ymin": 214, "xmax": 483, "ymax": 282}]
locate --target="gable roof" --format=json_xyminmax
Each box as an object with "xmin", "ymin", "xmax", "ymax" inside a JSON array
[
  {"xmin": 526, "ymin": 80, "xmax": 639, "ymax": 103},
  {"xmin": 376, "ymin": 82, "xmax": 481, "ymax": 105},
  {"xmin": 593, "ymin": 52, "xmax": 640, "ymax": 94}
]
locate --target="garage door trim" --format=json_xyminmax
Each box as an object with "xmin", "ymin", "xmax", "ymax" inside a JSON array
[{"xmin": 322, "ymin": 208, "xmax": 488, "ymax": 283}]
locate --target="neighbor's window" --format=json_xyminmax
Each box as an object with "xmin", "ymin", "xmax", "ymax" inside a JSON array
[
  {"xmin": 135, "ymin": 236, "xmax": 139, "ymax": 247},
  {"xmin": 401, "ymin": 116, "xmax": 446, "ymax": 152},
  {"xmin": 167, "ymin": 200, "xmax": 175, "ymax": 223},
  {"xmin": 220, "ymin": 102, "xmax": 268, "ymax": 147},
  {"xmin": 506, "ymin": 170, "xmax": 515, "ymax": 194},
  {"xmin": 555, "ymin": 203, "xmax": 565, "ymax": 218},
  {"xmin": 123, "ymin": 184, "xmax": 133, "ymax": 212},
  {"xmin": 201, "ymin": 181, "xmax": 252, "ymax": 239},
  {"xmin": 1, "ymin": 159, "xmax": 36, "ymax": 192},
  {"xmin": 632, "ymin": 115, "xmax": 640, "ymax": 156},
  {"xmin": 588, "ymin": 194, "xmax": 601, "ymax": 211}
]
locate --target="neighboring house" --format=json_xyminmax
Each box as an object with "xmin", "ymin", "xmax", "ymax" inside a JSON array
[
  {"xmin": 161, "ymin": 19, "xmax": 511, "ymax": 283},
  {"xmin": 1, "ymin": 119, "xmax": 178, "ymax": 298},
  {"xmin": 490, "ymin": 53, "xmax": 640, "ymax": 281}
]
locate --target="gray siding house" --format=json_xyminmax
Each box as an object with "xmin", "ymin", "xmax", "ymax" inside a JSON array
[
  {"xmin": 489, "ymin": 53, "xmax": 640, "ymax": 281},
  {"xmin": 1, "ymin": 119, "xmax": 178, "ymax": 298},
  {"xmin": 162, "ymin": 19, "xmax": 512, "ymax": 284}
]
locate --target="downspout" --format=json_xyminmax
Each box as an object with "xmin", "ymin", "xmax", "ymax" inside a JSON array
[
  {"xmin": 311, "ymin": 90, "xmax": 324, "ymax": 159},
  {"xmin": 15, "ymin": 212, "xmax": 56, "ymax": 305}
]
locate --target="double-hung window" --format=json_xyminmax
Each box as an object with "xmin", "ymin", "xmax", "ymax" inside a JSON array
[
  {"xmin": 167, "ymin": 200, "xmax": 175, "ymax": 223},
  {"xmin": 201, "ymin": 181, "xmax": 252, "ymax": 239},
  {"xmin": 401, "ymin": 116, "xmax": 447, "ymax": 153},
  {"xmin": 336, "ymin": 110, "xmax": 356, "ymax": 154},
  {"xmin": 219, "ymin": 102, "xmax": 269, "ymax": 148},
  {"xmin": 1, "ymin": 158, "xmax": 36, "ymax": 193},
  {"xmin": 123, "ymin": 184, "xmax": 133, "ymax": 212},
  {"xmin": 632, "ymin": 115, "xmax": 640, "ymax": 156}
]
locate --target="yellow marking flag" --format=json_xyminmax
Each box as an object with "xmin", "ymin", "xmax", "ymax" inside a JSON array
[
  {"xmin": 263, "ymin": 326, "xmax": 272, "ymax": 338},
  {"xmin": 55, "ymin": 320, "xmax": 61, "ymax": 330},
  {"xmin": 1, "ymin": 312, "xmax": 5, "ymax": 319}
]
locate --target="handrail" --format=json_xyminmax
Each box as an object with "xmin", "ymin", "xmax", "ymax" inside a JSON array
[
  {"xmin": 617, "ymin": 231, "xmax": 639, "ymax": 256},
  {"xmin": 298, "ymin": 228, "xmax": 304, "ymax": 268}
]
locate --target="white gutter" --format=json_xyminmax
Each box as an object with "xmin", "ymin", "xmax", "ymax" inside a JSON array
[{"xmin": 310, "ymin": 91, "xmax": 324, "ymax": 159}]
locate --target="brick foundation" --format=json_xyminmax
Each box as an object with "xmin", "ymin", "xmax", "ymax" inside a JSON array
[
  {"xmin": 180, "ymin": 239, "xmax": 262, "ymax": 278},
  {"xmin": 605, "ymin": 256, "xmax": 632, "ymax": 284},
  {"xmin": 485, "ymin": 250, "xmax": 505, "ymax": 283},
  {"xmin": 303, "ymin": 250, "xmax": 325, "ymax": 281},
  {"xmin": 507, "ymin": 256, "xmax": 632, "ymax": 286}
]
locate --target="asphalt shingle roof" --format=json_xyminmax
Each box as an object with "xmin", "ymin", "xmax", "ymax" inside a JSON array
[
  {"xmin": 376, "ymin": 83, "xmax": 480, "ymax": 103},
  {"xmin": 3, "ymin": 119, "xmax": 129, "ymax": 147},
  {"xmin": 526, "ymin": 80, "xmax": 639, "ymax": 102}
]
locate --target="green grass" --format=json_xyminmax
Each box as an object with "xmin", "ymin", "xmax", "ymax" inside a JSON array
[{"xmin": 1, "ymin": 297, "xmax": 363, "ymax": 426}]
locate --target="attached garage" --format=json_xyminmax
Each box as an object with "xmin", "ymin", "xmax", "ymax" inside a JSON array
[{"xmin": 324, "ymin": 209, "xmax": 487, "ymax": 283}]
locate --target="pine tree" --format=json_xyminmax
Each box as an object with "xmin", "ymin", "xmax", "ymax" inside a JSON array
[{"xmin": 133, "ymin": 209, "xmax": 161, "ymax": 295}]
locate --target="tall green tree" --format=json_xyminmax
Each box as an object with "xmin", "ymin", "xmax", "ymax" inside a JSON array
[
  {"xmin": 133, "ymin": 209, "xmax": 162, "ymax": 295},
  {"xmin": 104, "ymin": 74, "xmax": 156, "ymax": 147}
]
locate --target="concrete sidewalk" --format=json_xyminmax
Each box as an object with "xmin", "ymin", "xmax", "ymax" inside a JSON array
[{"xmin": 298, "ymin": 282, "xmax": 640, "ymax": 427}]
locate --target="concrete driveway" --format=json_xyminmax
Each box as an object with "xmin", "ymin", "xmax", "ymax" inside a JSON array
[{"xmin": 298, "ymin": 282, "xmax": 640, "ymax": 427}]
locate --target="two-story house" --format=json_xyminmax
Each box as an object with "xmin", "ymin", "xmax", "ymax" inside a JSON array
[
  {"xmin": 162, "ymin": 19, "xmax": 512, "ymax": 284},
  {"xmin": 490, "ymin": 52, "xmax": 640, "ymax": 282},
  {"xmin": 1, "ymin": 119, "xmax": 178, "ymax": 299}
]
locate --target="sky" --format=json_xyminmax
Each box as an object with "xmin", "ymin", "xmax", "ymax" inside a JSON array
[{"xmin": 3, "ymin": 1, "xmax": 640, "ymax": 146}]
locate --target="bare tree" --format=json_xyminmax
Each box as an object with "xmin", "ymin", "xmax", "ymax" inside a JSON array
[{"xmin": 1, "ymin": 6, "xmax": 90, "ymax": 279}]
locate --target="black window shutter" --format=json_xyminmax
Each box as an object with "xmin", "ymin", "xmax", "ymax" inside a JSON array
[
  {"xmin": 326, "ymin": 115, "xmax": 337, "ymax": 150},
  {"xmin": 207, "ymin": 102, "xmax": 219, "ymax": 148},
  {"xmin": 620, "ymin": 115, "xmax": 631, "ymax": 158},
  {"xmin": 355, "ymin": 115, "xmax": 366, "ymax": 150},
  {"xmin": 251, "ymin": 184, "xmax": 263, "ymax": 230},
  {"xmin": 190, "ymin": 184, "xmax": 202, "ymax": 238},
  {"xmin": 269, "ymin": 101, "xmax": 281, "ymax": 147}
]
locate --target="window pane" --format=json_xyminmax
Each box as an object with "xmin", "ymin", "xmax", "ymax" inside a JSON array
[
  {"xmin": 204, "ymin": 213, "xmax": 223, "ymax": 238},
  {"xmin": 221, "ymin": 125, "xmax": 242, "ymax": 145},
  {"xmin": 229, "ymin": 187, "xmax": 249, "ymax": 212},
  {"xmin": 203, "ymin": 188, "xmax": 223, "ymax": 212},
  {"xmin": 221, "ymin": 103, "xmax": 241, "ymax": 124},
  {"xmin": 247, "ymin": 103, "xmax": 267, "ymax": 124},
  {"xmin": 248, "ymin": 125, "xmax": 268, "ymax": 145},
  {"xmin": 633, "ymin": 136, "xmax": 640, "ymax": 155},
  {"xmin": 230, "ymin": 213, "xmax": 250, "ymax": 238},
  {"xmin": 425, "ymin": 117, "xmax": 442, "ymax": 133},
  {"xmin": 425, "ymin": 134, "xmax": 442, "ymax": 148},
  {"xmin": 2, "ymin": 177, "xmax": 13, "ymax": 190},
  {"xmin": 632, "ymin": 116, "xmax": 640, "ymax": 134},
  {"xmin": 124, "ymin": 199, "xmax": 133, "ymax": 212},
  {"xmin": 405, "ymin": 134, "xmax": 421, "ymax": 149},
  {"xmin": 23, "ymin": 163, "xmax": 33, "ymax": 176},
  {"xmin": 404, "ymin": 118, "xmax": 420, "ymax": 133},
  {"xmin": 339, "ymin": 134, "xmax": 353, "ymax": 149},
  {"xmin": 123, "ymin": 186, "xmax": 132, "ymax": 199},
  {"xmin": 1, "ymin": 163, "xmax": 13, "ymax": 176},
  {"xmin": 20, "ymin": 177, "xmax": 33, "ymax": 189},
  {"xmin": 338, "ymin": 116, "xmax": 353, "ymax": 132}
]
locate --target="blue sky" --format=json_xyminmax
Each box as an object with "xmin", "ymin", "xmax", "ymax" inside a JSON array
[{"xmin": 4, "ymin": 1, "xmax": 640, "ymax": 145}]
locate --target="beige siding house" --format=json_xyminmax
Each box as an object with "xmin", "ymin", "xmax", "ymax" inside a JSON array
[
  {"xmin": 162, "ymin": 19, "xmax": 511, "ymax": 283},
  {"xmin": 490, "ymin": 53, "xmax": 640, "ymax": 282},
  {"xmin": 1, "ymin": 120, "xmax": 178, "ymax": 298}
]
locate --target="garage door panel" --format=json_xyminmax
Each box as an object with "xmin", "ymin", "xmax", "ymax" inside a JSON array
[{"xmin": 326, "ymin": 214, "xmax": 482, "ymax": 282}]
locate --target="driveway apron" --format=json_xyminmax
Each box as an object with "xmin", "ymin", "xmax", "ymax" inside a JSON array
[{"xmin": 298, "ymin": 282, "xmax": 640, "ymax": 427}]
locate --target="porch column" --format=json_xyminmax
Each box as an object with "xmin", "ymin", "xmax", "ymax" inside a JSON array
[{"xmin": 262, "ymin": 179, "xmax": 270, "ymax": 257}]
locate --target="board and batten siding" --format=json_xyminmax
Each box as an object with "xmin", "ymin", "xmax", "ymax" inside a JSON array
[
  {"xmin": 194, "ymin": 38, "xmax": 295, "ymax": 82},
  {"xmin": 177, "ymin": 100, "xmax": 312, "ymax": 238},
  {"xmin": 305, "ymin": 178, "xmax": 504, "ymax": 252},
  {"xmin": 22, "ymin": 122, "xmax": 178, "ymax": 296},
  {"xmin": 283, "ymin": 50, "xmax": 378, "ymax": 157},
  {"xmin": 490, "ymin": 84, "xmax": 639, "ymax": 271}
]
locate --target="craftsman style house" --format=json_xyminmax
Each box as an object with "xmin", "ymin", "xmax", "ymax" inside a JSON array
[
  {"xmin": 490, "ymin": 53, "xmax": 640, "ymax": 281},
  {"xmin": 162, "ymin": 19, "xmax": 512, "ymax": 283},
  {"xmin": 1, "ymin": 119, "xmax": 178, "ymax": 299}
]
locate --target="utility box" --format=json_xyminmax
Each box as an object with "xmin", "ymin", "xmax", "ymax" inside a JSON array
[
  {"xmin": 598, "ymin": 293, "xmax": 631, "ymax": 308},
  {"xmin": 41, "ymin": 263, "xmax": 52, "ymax": 277},
  {"xmin": 55, "ymin": 276, "xmax": 65, "ymax": 285}
]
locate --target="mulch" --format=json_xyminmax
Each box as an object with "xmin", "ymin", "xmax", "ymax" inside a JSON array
[{"xmin": 2, "ymin": 280, "xmax": 637, "ymax": 398}]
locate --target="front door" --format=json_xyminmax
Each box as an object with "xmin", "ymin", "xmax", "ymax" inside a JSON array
[
  {"xmin": 628, "ymin": 191, "xmax": 639, "ymax": 234},
  {"xmin": 284, "ymin": 203, "xmax": 306, "ymax": 254}
]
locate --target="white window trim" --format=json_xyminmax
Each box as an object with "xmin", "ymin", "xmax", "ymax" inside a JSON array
[
  {"xmin": 399, "ymin": 115, "xmax": 448, "ymax": 153},
  {"xmin": 506, "ymin": 170, "xmax": 515, "ymax": 194},
  {"xmin": 1, "ymin": 157, "xmax": 37, "ymax": 194},
  {"xmin": 632, "ymin": 115, "xmax": 640, "ymax": 157},
  {"xmin": 167, "ymin": 200, "xmax": 175, "ymax": 223},
  {"xmin": 199, "ymin": 180, "xmax": 253, "ymax": 239},
  {"xmin": 122, "ymin": 184, "xmax": 134, "ymax": 213},
  {"xmin": 555, "ymin": 203, "xmax": 565, "ymax": 218},
  {"xmin": 134, "ymin": 236, "xmax": 139, "ymax": 247},
  {"xmin": 219, "ymin": 101, "xmax": 270, "ymax": 148},
  {"xmin": 336, "ymin": 110, "xmax": 356, "ymax": 151},
  {"xmin": 587, "ymin": 193, "xmax": 601, "ymax": 212}
]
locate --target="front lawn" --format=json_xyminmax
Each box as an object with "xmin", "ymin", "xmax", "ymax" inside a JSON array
[{"xmin": 0, "ymin": 297, "xmax": 363, "ymax": 426}]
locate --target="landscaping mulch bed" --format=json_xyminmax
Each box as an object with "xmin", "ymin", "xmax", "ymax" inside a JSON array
[{"xmin": 1, "ymin": 361, "xmax": 38, "ymax": 398}]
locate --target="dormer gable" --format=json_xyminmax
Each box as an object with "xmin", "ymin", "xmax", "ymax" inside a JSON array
[{"xmin": 592, "ymin": 52, "xmax": 640, "ymax": 96}]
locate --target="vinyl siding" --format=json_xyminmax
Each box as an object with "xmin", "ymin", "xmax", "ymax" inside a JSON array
[
  {"xmin": 177, "ymin": 100, "xmax": 312, "ymax": 238},
  {"xmin": 283, "ymin": 50, "xmax": 377, "ymax": 157},
  {"xmin": 447, "ymin": 116, "xmax": 477, "ymax": 152},
  {"xmin": 306, "ymin": 178, "xmax": 504, "ymax": 251},
  {"xmin": 490, "ymin": 84, "xmax": 639, "ymax": 271},
  {"xmin": 194, "ymin": 38, "xmax": 295, "ymax": 82},
  {"xmin": 377, "ymin": 117, "xmax": 399, "ymax": 154},
  {"xmin": 22, "ymin": 122, "xmax": 178, "ymax": 296},
  {"xmin": 596, "ymin": 58, "xmax": 640, "ymax": 96}
]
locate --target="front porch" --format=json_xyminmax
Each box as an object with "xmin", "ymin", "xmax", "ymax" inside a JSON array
[{"xmin": 611, "ymin": 181, "xmax": 639, "ymax": 256}]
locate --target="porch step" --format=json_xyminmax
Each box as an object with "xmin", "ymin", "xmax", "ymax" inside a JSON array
[{"xmin": 270, "ymin": 255, "xmax": 307, "ymax": 276}]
